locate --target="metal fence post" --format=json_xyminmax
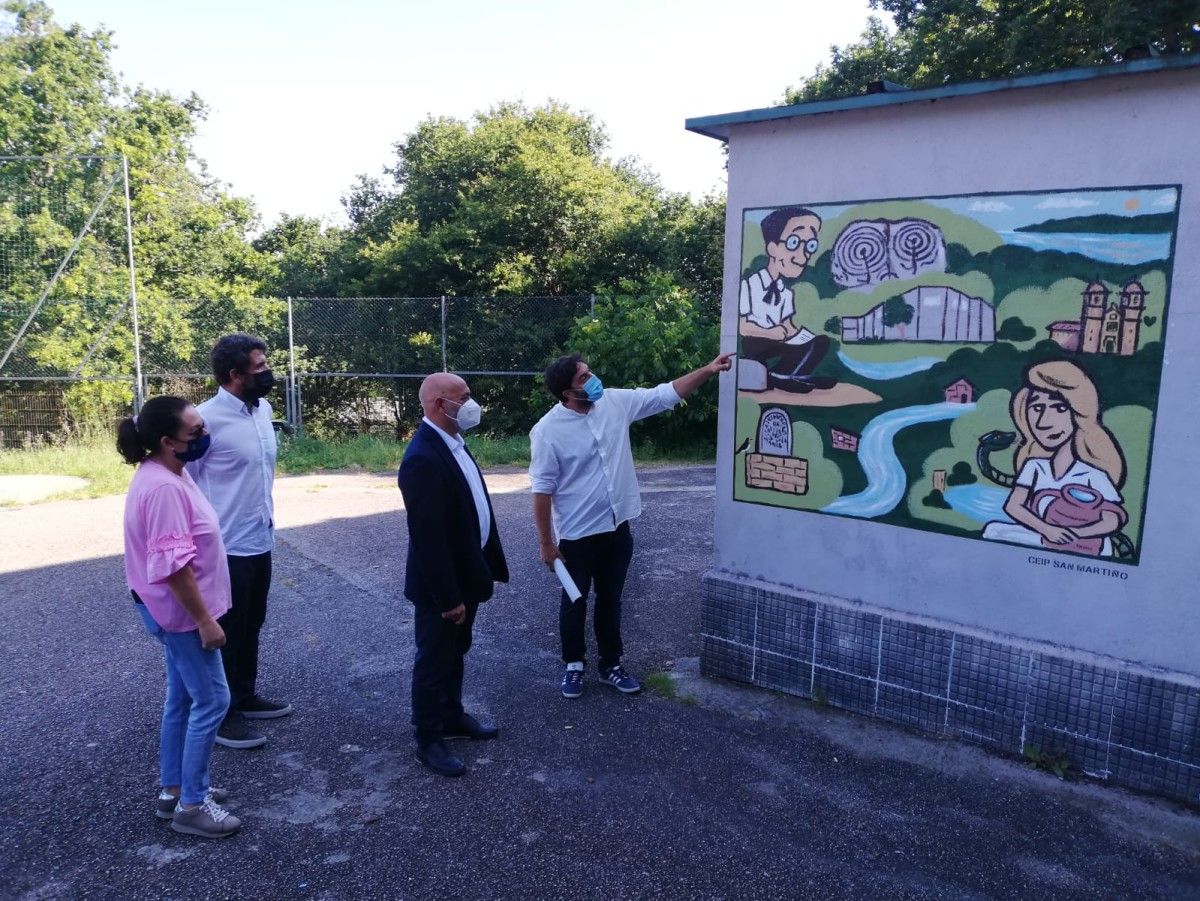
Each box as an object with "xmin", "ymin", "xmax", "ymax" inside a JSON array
[
  {"xmin": 589, "ymin": 293, "xmax": 596, "ymax": 317},
  {"xmin": 122, "ymin": 156, "xmax": 144, "ymax": 413},
  {"xmin": 440, "ymin": 295, "xmax": 448, "ymax": 372},
  {"xmin": 287, "ymin": 295, "xmax": 302, "ymax": 435}
]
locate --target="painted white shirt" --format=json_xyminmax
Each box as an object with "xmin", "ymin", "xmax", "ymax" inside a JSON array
[
  {"xmin": 529, "ymin": 383, "xmax": 681, "ymax": 541},
  {"xmin": 422, "ymin": 417, "xmax": 491, "ymax": 547},
  {"xmin": 739, "ymin": 267, "xmax": 794, "ymax": 329},
  {"xmin": 187, "ymin": 387, "xmax": 277, "ymax": 556},
  {"xmin": 983, "ymin": 457, "xmax": 1123, "ymax": 555},
  {"xmin": 1015, "ymin": 457, "xmax": 1122, "ymax": 517}
]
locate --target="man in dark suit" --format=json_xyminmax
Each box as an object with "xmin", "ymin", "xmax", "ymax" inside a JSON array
[{"xmin": 398, "ymin": 372, "xmax": 509, "ymax": 777}]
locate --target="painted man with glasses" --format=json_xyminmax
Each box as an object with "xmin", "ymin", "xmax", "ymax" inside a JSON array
[{"xmin": 739, "ymin": 206, "xmax": 836, "ymax": 393}]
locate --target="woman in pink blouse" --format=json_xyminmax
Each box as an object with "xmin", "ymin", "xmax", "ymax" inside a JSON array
[{"xmin": 118, "ymin": 396, "xmax": 241, "ymax": 839}]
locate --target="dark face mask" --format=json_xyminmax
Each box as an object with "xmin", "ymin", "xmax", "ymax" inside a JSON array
[
  {"xmin": 171, "ymin": 433, "xmax": 211, "ymax": 463},
  {"xmin": 249, "ymin": 369, "xmax": 276, "ymax": 398}
]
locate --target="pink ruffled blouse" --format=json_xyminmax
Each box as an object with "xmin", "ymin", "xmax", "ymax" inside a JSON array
[{"xmin": 123, "ymin": 459, "xmax": 232, "ymax": 632}]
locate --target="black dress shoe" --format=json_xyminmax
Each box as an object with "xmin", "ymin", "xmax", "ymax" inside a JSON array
[
  {"xmin": 416, "ymin": 740, "xmax": 466, "ymax": 777},
  {"xmin": 442, "ymin": 713, "xmax": 499, "ymax": 741}
]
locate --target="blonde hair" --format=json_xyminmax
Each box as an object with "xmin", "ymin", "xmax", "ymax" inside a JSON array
[{"xmin": 1011, "ymin": 360, "xmax": 1125, "ymax": 488}]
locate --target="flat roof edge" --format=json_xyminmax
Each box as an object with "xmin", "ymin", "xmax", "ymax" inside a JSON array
[{"xmin": 684, "ymin": 55, "xmax": 1200, "ymax": 141}]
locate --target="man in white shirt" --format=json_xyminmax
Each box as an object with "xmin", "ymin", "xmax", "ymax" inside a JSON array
[
  {"xmin": 739, "ymin": 206, "xmax": 835, "ymax": 393},
  {"xmin": 188, "ymin": 333, "xmax": 291, "ymax": 750},
  {"xmin": 530, "ymin": 350, "xmax": 732, "ymax": 698}
]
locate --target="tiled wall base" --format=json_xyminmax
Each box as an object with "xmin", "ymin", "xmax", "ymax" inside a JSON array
[{"xmin": 701, "ymin": 572, "xmax": 1200, "ymax": 806}]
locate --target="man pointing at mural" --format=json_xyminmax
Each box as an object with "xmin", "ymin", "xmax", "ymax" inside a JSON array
[
  {"xmin": 739, "ymin": 206, "xmax": 836, "ymax": 393},
  {"xmin": 531, "ymin": 351, "xmax": 732, "ymax": 698}
]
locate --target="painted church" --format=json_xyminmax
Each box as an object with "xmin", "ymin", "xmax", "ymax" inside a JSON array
[{"xmin": 1047, "ymin": 280, "xmax": 1146, "ymax": 355}]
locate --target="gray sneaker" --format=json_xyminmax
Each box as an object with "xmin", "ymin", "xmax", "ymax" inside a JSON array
[
  {"xmin": 155, "ymin": 787, "xmax": 229, "ymax": 820},
  {"xmin": 170, "ymin": 797, "xmax": 241, "ymax": 838}
]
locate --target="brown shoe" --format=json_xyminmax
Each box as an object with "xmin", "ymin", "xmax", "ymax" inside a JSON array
[{"xmin": 170, "ymin": 798, "xmax": 242, "ymax": 838}]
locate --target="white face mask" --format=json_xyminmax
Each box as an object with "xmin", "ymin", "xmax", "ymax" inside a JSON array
[{"xmin": 444, "ymin": 397, "xmax": 482, "ymax": 431}]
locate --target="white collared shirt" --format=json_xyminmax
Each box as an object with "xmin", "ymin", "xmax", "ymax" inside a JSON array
[
  {"xmin": 186, "ymin": 387, "xmax": 277, "ymax": 556},
  {"xmin": 739, "ymin": 267, "xmax": 795, "ymax": 329},
  {"xmin": 422, "ymin": 417, "xmax": 491, "ymax": 547},
  {"xmin": 528, "ymin": 383, "xmax": 681, "ymax": 541}
]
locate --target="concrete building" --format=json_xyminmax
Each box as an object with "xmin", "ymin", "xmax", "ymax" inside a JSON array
[{"xmin": 688, "ymin": 57, "xmax": 1199, "ymax": 804}]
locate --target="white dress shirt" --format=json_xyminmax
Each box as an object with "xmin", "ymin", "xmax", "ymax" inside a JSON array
[
  {"xmin": 739, "ymin": 267, "xmax": 795, "ymax": 329},
  {"xmin": 528, "ymin": 383, "xmax": 681, "ymax": 541},
  {"xmin": 187, "ymin": 387, "xmax": 277, "ymax": 556},
  {"xmin": 422, "ymin": 417, "xmax": 491, "ymax": 546}
]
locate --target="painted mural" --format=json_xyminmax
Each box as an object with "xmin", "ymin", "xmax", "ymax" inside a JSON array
[{"xmin": 732, "ymin": 186, "xmax": 1181, "ymax": 566}]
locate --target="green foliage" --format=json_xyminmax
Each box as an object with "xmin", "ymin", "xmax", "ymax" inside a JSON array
[
  {"xmin": 823, "ymin": 315, "xmax": 841, "ymax": 334},
  {"xmin": 0, "ymin": 1, "xmax": 273, "ymax": 385},
  {"xmin": 643, "ymin": 671, "xmax": 678, "ymax": 699},
  {"xmin": 996, "ymin": 316, "xmax": 1036, "ymax": 341},
  {"xmin": 332, "ymin": 102, "xmax": 723, "ymax": 300},
  {"xmin": 1023, "ymin": 743, "xmax": 1073, "ymax": 780},
  {"xmin": 946, "ymin": 461, "xmax": 977, "ymax": 486},
  {"xmin": 570, "ymin": 278, "xmax": 720, "ymax": 451},
  {"xmin": 881, "ymin": 295, "xmax": 914, "ymax": 329},
  {"xmin": 922, "ymin": 488, "xmax": 951, "ymax": 509},
  {"xmin": 786, "ymin": 1, "xmax": 1200, "ymax": 103}
]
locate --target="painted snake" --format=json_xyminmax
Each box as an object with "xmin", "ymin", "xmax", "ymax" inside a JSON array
[{"xmin": 975, "ymin": 430, "xmax": 1135, "ymax": 559}]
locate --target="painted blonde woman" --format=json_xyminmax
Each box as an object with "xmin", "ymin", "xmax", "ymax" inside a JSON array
[{"xmin": 982, "ymin": 360, "xmax": 1128, "ymax": 557}]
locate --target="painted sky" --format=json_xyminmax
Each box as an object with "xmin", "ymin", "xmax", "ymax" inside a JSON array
[{"xmin": 744, "ymin": 187, "xmax": 1180, "ymax": 232}]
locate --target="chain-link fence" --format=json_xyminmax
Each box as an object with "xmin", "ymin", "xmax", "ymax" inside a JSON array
[{"xmin": 0, "ymin": 294, "xmax": 596, "ymax": 445}]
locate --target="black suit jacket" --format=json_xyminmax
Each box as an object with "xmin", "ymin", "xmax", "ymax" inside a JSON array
[{"xmin": 397, "ymin": 422, "xmax": 508, "ymax": 612}]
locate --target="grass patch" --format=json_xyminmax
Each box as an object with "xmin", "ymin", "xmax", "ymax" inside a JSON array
[
  {"xmin": 0, "ymin": 430, "xmax": 716, "ymax": 503},
  {"xmin": 643, "ymin": 671, "xmax": 678, "ymax": 699},
  {"xmin": 0, "ymin": 432, "xmax": 133, "ymax": 503},
  {"xmin": 276, "ymin": 433, "xmax": 534, "ymax": 474}
]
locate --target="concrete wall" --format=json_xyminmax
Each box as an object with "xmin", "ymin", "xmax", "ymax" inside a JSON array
[{"xmin": 715, "ymin": 66, "xmax": 1200, "ymax": 679}]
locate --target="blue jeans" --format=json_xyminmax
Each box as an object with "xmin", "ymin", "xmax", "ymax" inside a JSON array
[{"xmin": 136, "ymin": 604, "xmax": 230, "ymax": 804}]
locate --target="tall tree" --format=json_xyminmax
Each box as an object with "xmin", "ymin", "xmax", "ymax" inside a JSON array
[
  {"xmin": 338, "ymin": 101, "xmax": 719, "ymax": 298},
  {"xmin": 0, "ymin": 1, "xmax": 273, "ymax": 394},
  {"xmin": 786, "ymin": 1, "xmax": 1200, "ymax": 103}
]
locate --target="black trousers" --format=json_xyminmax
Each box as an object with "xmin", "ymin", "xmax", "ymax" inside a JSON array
[
  {"xmin": 742, "ymin": 334, "xmax": 829, "ymax": 376},
  {"xmin": 411, "ymin": 601, "xmax": 478, "ymax": 745},
  {"xmin": 559, "ymin": 521, "xmax": 633, "ymax": 671},
  {"xmin": 220, "ymin": 551, "xmax": 272, "ymax": 712}
]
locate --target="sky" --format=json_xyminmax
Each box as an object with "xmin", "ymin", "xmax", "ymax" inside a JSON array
[{"xmin": 49, "ymin": 0, "xmax": 878, "ymax": 230}]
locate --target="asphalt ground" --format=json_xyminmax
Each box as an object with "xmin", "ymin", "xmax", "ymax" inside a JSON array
[{"xmin": 1, "ymin": 465, "xmax": 1197, "ymax": 901}]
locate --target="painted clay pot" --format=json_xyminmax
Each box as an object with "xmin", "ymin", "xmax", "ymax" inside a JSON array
[{"xmin": 1032, "ymin": 485, "xmax": 1127, "ymax": 555}]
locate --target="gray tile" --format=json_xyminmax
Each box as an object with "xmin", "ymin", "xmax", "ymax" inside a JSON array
[
  {"xmin": 879, "ymin": 621, "xmax": 952, "ymax": 696},
  {"xmin": 876, "ymin": 684, "xmax": 948, "ymax": 734},
  {"xmin": 699, "ymin": 589, "xmax": 756, "ymax": 648},
  {"xmin": 813, "ymin": 605, "xmax": 881, "ymax": 678},
  {"xmin": 1028, "ymin": 655, "xmax": 1118, "ymax": 742},
  {"xmin": 700, "ymin": 635, "xmax": 753, "ymax": 684},
  {"xmin": 754, "ymin": 648, "xmax": 812, "ymax": 699},
  {"xmin": 757, "ymin": 595, "xmax": 815, "ymax": 665},
  {"xmin": 1110, "ymin": 673, "xmax": 1200, "ymax": 765},
  {"xmin": 949, "ymin": 634, "xmax": 1031, "ymax": 716},
  {"xmin": 812, "ymin": 666, "xmax": 876, "ymax": 716},
  {"xmin": 946, "ymin": 703, "xmax": 1022, "ymax": 753},
  {"xmin": 1107, "ymin": 747, "xmax": 1200, "ymax": 804}
]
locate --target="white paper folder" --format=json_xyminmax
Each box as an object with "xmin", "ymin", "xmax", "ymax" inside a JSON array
[{"xmin": 553, "ymin": 559, "xmax": 583, "ymax": 602}]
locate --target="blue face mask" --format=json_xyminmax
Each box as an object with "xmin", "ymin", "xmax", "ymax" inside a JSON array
[
  {"xmin": 172, "ymin": 433, "xmax": 211, "ymax": 463},
  {"xmin": 580, "ymin": 374, "xmax": 604, "ymax": 403}
]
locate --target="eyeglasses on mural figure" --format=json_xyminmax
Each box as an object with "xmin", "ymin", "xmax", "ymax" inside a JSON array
[{"xmin": 732, "ymin": 185, "xmax": 1180, "ymax": 566}]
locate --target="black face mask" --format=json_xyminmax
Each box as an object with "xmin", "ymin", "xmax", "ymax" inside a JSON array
[{"xmin": 248, "ymin": 369, "xmax": 276, "ymax": 399}]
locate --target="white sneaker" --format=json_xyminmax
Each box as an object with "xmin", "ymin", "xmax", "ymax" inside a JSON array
[{"xmin": 170, "ymin": 797, "xmax": 241, "ymax": 838}]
